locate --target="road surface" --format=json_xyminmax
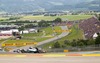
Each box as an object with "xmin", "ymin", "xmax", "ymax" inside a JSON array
[
  {"xmin": 0, "ymin": 56, "xmax": 99, "ymax": 63},
  {"xmin": 9, "ymin": 26, "xmax": 69, "ymax": 52}
]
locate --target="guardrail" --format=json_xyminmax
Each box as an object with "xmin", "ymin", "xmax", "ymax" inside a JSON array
[
  {"xmin": 43, "ymin": 46, "xmax": 100, "ymax": 53},
  {"xmin": 2, "ymin": 42, "xmax": 37, "ymax": 47}
]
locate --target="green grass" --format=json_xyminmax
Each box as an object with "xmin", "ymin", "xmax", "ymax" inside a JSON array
[
  {"xmin": 43, "ymin": 27, "xmax": 54, "ymax": 36},
  {"xmin": 65, "ymin": 15, "xmax": 93, "ymax": 21},
  {"xmin": 0, "ymin": 17, "xmax": 9, "ymax": 21},
  {"xmin": 54, "ymin": 26, "xmax": 62, "ymax": 35},
  {"xmin": 59, "ymin": 24, "xmax": 83, "ymax": 41},
  {"xmin": 35, "ymin": 37, "xmax": 52, "ymax": 42},
  {"xmin": 22, "ymin": 26, "xmax": 61, "ymax": 37},
  {"xmin": 21, "ymin": 26, "xmax": 54, "ymax": 38},
  {"xmin": 0, "ymin": 39, "xmax": 6, "ymax": 43},
  {"xmin": 43, "ymin": 26, "xmax": 61, "ymax": 36},
  {"xmin": 41, "ymin": 42, "xmax": 54, "ymax": 49},
  {"xmin": 22, "ymin": 26, "xmax": 61, "ymax": 42},
  {"xmin": 3, "ymin": 39, "xmax": 34, "ymax": 44},
  {"xmin": 20, "ymin": 15, "xmax": 93, "ymax": 21},
  {"xmin": 42, "ymin": 24, "xmax": 84, "ymax": 48}
]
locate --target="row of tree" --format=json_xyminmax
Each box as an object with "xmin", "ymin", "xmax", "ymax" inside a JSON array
[
  {"xmin": 53, "ymin": 34, "xmax": 100, "ymax": 48},
  {"xmin": 38, "ymin": 18, "xmax": 62, "ymax": 27}
]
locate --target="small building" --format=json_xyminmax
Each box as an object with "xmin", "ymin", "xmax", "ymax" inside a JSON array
[
  {"xmin": 0, "ymin": 30, "xmax": 12, "ymax": 34},
  {"xmin": 10, "ymin": 29, "xmax": 19, "ymax": 32},
  {"xmin": 0, "ymin": 29, "xmax": 19, "ymax": 34},
  {"xmin": 93, "ymin": 33, "xmax": 98, "ymax": 39},
  {"xmin": 29, "ymin": 29, "xmax": 37, "ymax": 33},
  {"xmin": 20, "ymin": 30, "xmax": 29, "ymax": 34}
]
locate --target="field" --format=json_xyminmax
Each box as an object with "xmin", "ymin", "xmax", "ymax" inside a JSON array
[
  {"xmin": 0, "ymin": 17, "xmax": 9, "ymax": 21},
  {"xmin": 20, "ymin": 15, "xmax": 93, "ymax": 21}
]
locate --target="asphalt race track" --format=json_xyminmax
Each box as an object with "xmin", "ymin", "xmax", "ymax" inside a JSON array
[
  {"xmin": 0, "ymin": 54, "xmax": 100, "ymax": 63},
  {"xmin": 0, "ymin": 56, "xmax": 100, "ymax": 63}
]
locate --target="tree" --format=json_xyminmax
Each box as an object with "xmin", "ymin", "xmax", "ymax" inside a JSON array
[
  {"xmin": 95, "ymin": 35, "xmax": 100, "ymax": 46},
  {"xmin": 38, "ymin": 20, "xmax": 50, "ymax": 27},
  {"xmin": 71, "ymin": 39, "xmax": 77, "ymax": 47},
  {"xmin": 78, "ymin": 42, "xmax": 84, "ymax": 47},
  {"xmin": 25, "ymin": 24, "xmax": 36, "ymax": 28},
  {"xmin": 18, "ymin": 26, "xmax": 25, "ymax": 32},
  {"xmin": 64, "ymin": 40, "xmax": 71, "ymax": 46},
  {"xmin": 98, "ymin": 14, "xmax": 100, "ymax": 21},
  {"xmin": 54, "ymin": 18, "xmax": 62, "ymax": 23},
  {"xmin": 62, "ymin": 45, "xmax": 66, "ymax": 48},
  {"xmin": 87, "ymin": 39, "xmax": 95, "ymax": 46},
  {"xmin": 53, "ymin": 41, "xmax": 61, "ymax": 48}
]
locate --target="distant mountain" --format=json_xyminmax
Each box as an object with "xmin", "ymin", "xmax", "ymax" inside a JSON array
[
  {"xmin": 88, "ymin": 0, "xmax": 100, "ymax": 11},
  {"xmin": 75, "ymin": 0, "xmax": 100, "ymax": 11},
  {"xmin": 0, "ymin": 0, "xmax": 99, "ymax": 13}
]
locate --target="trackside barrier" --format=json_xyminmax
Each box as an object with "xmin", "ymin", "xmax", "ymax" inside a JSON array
[
  {"xmin": 2, "ymin": 42, "xmax": 37, "ymax": 47},
  {"xmin": 42, "ymin": 45, "xmax": 100, "ymax": 53},
  {"xmin": 0, "ymin": 34, "xmax": 12, "ymax": 36},
  {"xmin": 82, "ymin": 54, "xmax": 100, "ymax": 56},
  {"xmin": 4, "ymin": 43, "xmax": 13, "ymax": 46},
  {"xmin": 64, "ymin": 50, "xmax": 69, "ymax": 52}
]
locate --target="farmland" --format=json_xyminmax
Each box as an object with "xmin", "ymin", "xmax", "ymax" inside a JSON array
[
  {"xmin": 20, "ymin": 15, "xmax": 93, "ymax": 21},
  {"xmin": 0, "ymin": 17, "xmax": 9, "ymax": 21}
]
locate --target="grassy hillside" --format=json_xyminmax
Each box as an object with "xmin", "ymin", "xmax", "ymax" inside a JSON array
[
  {"xmin": 58, "ymin": 24, "xmax": 83, "ymax": 41},
  {"xmin": 43, "ymin": 24, "xmax": 84, "ymax": 49}
]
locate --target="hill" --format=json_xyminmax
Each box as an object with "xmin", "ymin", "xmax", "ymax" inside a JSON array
[
  {"xmin": 0, "ymin": 0, "xmax": 99, "ymax": 13},
  {"xmin": 75, "ymin": 0, "xmax": 100, "ymax": 11}
]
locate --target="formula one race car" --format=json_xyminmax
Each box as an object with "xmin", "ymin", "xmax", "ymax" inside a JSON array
[{"xmin": 13, "ymin": 47, "xmax": 46, "ymax": 53}]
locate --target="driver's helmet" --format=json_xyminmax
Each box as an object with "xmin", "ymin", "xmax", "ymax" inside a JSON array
[{"xmin": 29, "ymin": 47, "xmax": 33, "ymax": 49}]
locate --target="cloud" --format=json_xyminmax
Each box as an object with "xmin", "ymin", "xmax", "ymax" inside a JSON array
[{"xmin": 49, "ymin": 2, "xmax": 64, "ymax": 5}]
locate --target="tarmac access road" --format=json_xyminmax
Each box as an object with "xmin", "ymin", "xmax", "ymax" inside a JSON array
[
  {"xmin": 9, "ymin": 26, "xmax": 69, "ymax": 52},
  {"xmin": 0, "ymin": 56, "xmax": 100, "ymax": 63}
]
